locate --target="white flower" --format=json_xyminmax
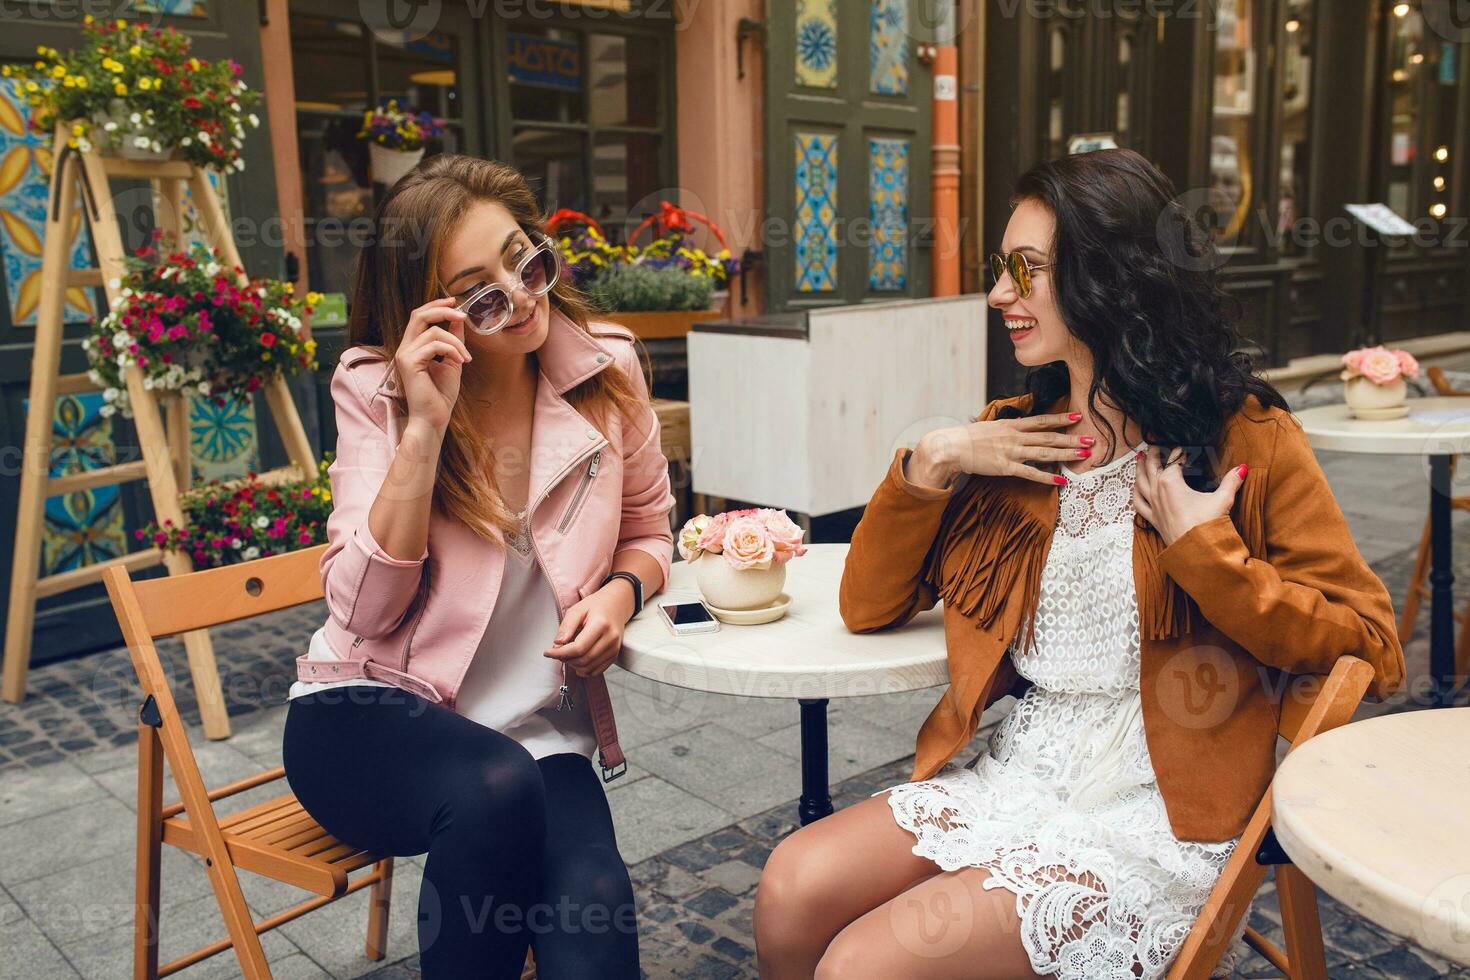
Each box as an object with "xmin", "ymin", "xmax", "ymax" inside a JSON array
[
  {"xmin": 103, "ymin": 121, "xmax": 117, "ymax": 132},
  {"xmin": 254, "ymin": 515, "xmax": 269, "ymax": 529},
  {"xmin": 197, "ymin": 131, "xmax": 210, "ymax": 145},
  {"xmin": 181, "ymin": 136, "xmax": 192, "ymax": 147},
  {"xmin": 141, "ymin": 376, "xmax": 154, "ymax": 390},
  {"xmin": 133, "ymin": 136, "xmax": 151, "ymax": 149},
  {"xmin": 242, "ymin": 546, "xmax": 260, "ymax": 560},
  {"xmin": 108, "ymin": 278, "xmax": 121, "ymax": 290},
  {"xmin": 77, "ymin": 138, "xmax": 91, "ymax": 153},
  {"xmin": 230, "ymin": 538, "xmax": 242, "ymax": 549},
  {"xmin": 248, "ymin": 113, "xmax": 259, "ymax": 127},
  {"xmin": 111, "ymin": 330, "xmax": 130, "ymax": 348},
  {"xmin": 115, "ymin": 353, "xmax": 129, "ymax": 368},
  {"xmin": 129, "ymin": 112, "xmax": 141, "ymax": 125},
  {"xmin": 99, "ymin": 403, "xmax": 115, "ymax": 418},
  {"xmin": 197, "ymin": 381, "xmax": 210, "ymax": 395},
  {"xmin": 205, "ymin": 262, "xmax": 219, "ymax": 276}
]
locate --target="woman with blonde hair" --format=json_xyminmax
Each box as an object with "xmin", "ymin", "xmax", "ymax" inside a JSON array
[{"xmin": 282, "ymin": 154, "xmax": 674, "ymax": 979}]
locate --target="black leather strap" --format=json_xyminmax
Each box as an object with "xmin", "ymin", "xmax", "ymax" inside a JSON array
[{"xmin": 602, "ymin": 571, "xmax": 643, "ymax": 620}]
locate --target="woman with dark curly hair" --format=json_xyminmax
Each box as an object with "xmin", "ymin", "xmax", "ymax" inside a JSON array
[{"xmin": 752, "ymin": 148, "xmax": 1405, "ymax": 978}]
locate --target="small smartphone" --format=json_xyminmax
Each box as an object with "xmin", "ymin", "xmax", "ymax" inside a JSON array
[{"xmin": 657, "ymin": 600, "xmax": 721, "ymax": 636}]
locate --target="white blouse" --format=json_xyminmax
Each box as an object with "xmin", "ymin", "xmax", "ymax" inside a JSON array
[{"xmin": 289, "ymin": 514, "xmax": 595, "ymax": 761}]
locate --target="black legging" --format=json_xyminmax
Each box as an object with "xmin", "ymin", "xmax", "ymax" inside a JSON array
[{"xmin": 282, "ymin": 684, "xmax": 639, "ymax": 979}]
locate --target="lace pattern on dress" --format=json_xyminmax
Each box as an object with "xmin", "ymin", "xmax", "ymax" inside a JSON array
[{"xmin": 878, "ymin": 446, "xmax": 1245, "ymax": 979}]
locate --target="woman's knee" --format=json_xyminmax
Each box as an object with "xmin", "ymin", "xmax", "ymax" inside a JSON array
[
  {"xmin": 437, "ymin": 736, "xmax": 547, "ymax": 846},
  {"xmin": 755, "ymin": 824, "xmax": 844, "ymax": 941}
]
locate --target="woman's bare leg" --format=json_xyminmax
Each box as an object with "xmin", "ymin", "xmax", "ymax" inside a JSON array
[
  {"xmin": 815, "ymin": 865, "xmax": 1042, "ymax": 980},
  {"xmin": 754, "ymin": 790, "xmax": 941, "ymax": 979}
]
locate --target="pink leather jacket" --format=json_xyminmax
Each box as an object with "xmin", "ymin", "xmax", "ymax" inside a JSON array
[{"xmin": 297, "ymin": 307, "xmax": 675, "ymax": 779}]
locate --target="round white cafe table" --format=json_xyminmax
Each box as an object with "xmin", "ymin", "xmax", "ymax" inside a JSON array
[
  {"xmin": 616, "ymin": 542, "xmax": 948, "ymax": 823},
  {"xmin": 1271, "ymin": 708, "xmax": 1470, "ymax": 965},
  {"xmin": 1294, "ymin": 397, "xmax": 1470, "ymax": 706}
]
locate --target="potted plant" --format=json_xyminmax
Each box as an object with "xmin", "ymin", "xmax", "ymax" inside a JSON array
[
  {"xmin": 549, "ymin": 204, "xmax": 740, "ymax": 339},
  {"xmin": 1340, "ymin": 344, "xmax": 1420, "ymax": 420},
  {"xmin": 677, "ymin": 509, "xmax": 807, "ymax": 623},
  {"xmin": 359, "ymin": 99, "xmax": 446, "ymax": 187},
  {"xmin": 138, "ymin": 455, "xmax": 333, "ymax": 569},
  {"xmin": 81, "ymin": 234, "xmax": 319, "ymax": 419},
  {"xmin": 4, "ymin": 16, "xmax": 260, "ymax": 170}
]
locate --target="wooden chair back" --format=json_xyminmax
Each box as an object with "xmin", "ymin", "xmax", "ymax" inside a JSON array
[
  {"xmin": 103, "ymin": 545, "xmax": 395, "ymax": 979},
  {"xmin": 1167, "ymin": 655, "xmax": 1376, "ymax": 979}
]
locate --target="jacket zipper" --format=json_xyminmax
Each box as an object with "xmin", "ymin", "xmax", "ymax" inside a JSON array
[
  {"xmin": 556, "ymin": 450, "xmax": 601, "ymax": 534},
  {"xmin": 399, "ymin": 563, "xmax": 432, "ymax": 671}
]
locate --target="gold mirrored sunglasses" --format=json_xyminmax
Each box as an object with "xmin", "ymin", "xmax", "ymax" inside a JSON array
[{"xmin": 989, "ymin": 250, "xmax": 1054, "ymax": 299}]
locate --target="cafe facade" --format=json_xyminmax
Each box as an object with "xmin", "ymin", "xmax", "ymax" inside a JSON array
[{"xmin": 1, "ymin": 0, "xmax": 1467, "ymax": 664}]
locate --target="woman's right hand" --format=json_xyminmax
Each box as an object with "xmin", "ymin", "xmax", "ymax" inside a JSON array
[
  {"xmin": 395, "ymin": 298, "xmax": 473, "ymax": 433},
  {"xmin": 907, "ymin": 412, "xmax": 1092, "ymax": 488}
]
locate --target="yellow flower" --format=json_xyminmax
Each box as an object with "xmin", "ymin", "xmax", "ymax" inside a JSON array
[
  {"xmin": 306, "ymin": 291, "xmax": 324, "ymax": 305},
  {"xmin": 67, "ymin": 137, "xmax": 78, "ymax": 149},
  {"xmin": 33, "ymin": 61, "xmax": 44, "ymax": 70},
  {"xmin": 262, "ymin": 352, "xmax": 272, "ymax": 361},
  {"xmin": 34, "ymin": 44, "xmax": 45, "ymax": 55},
  {"xmin": 62, "ymin": 75, "xmax": 75, "ymax": 88},
  {"xmin": 50, "ymin": 64, "xmax": 65, "ymax": 79},
  {"xmin": 129, "ymin": 45, "xmax": 142, "ymax": 57},
  {"xmin": 115, "ymin": 19, "xmax": 126, "ymax": 29},
  {"xmin": 137, "ymin": 77, "xmax": 151, "ymax": 91},
  {"xmin": 83, "ymin": 13, "xmax": 93, "ymax": 23},
  {"xmin": 76, "ymin": 75, "xmax": 87, "ymax": 88},
  {"xmin": 114, "ymin": 82, "xmax": 127, "ymax": 96},
  {"xmin": 320, "ymin": 490, "xmax": 331, "ymax": 502},
  {"xmin": 71, "ymin": 122, "xmax": 83, "ymax": 135},
  {"xmin": 24, "ymin": 81, "xmax": 38, "ymax": 93}
]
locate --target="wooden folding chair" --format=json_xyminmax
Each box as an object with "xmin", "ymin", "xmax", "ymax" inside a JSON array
[
  {"xmin": 1166, "ymin": 655, "xmax": 1376, "ymax": 979},
  {"xmin": 103, "ymin": 545, "xmax": 396, "ymax": 979},
  {"xmin": 1397, "ymin": 365, "xmax": 1470, "ymax": 692}
]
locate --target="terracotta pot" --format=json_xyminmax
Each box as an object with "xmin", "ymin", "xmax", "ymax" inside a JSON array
[
  {"xmin": 605, "ymin": 309, "xmax": 722, "ymax": 340},
  {"xmin": 694, "ymin": 553, "xmax": 786, "ymax": 611},
  {"xmin": 1343, "ymin": 375, "xmax": 1408, "ymax": 420},
  {"xmin": 370, "ymin": 143, "xmax": 425, "ymax": 188}
]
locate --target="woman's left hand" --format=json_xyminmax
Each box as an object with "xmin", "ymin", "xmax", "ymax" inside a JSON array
[
  {"xmin": 544, "ymin": 583, "xmax": 635, "ymax": 677},
  {"xmin": 1133, "ymin": 444, "xmax": 1249, "ymax": 547}
]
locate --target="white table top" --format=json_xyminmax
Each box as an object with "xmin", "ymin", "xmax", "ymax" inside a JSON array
[
  {"xmin": 1271, "ymin": 708, "xmax": 1470, "ymax": 965},
  {"xmin": 616, "ymin": 542, "xmax": 949, "ymax": 700},
  {"xmin": 1294, "ymin": 397, "xmax": 1470, "ymax": 455}
]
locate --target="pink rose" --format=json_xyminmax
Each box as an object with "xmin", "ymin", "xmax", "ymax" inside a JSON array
[
  {"xmin": 697, "ymin": 511, "xmax": 733, "ymax": 553},
  {"xmin": 1395, "ymin": 348, "xmax": 1421, "ymax": 379},
  {"xmin": 1358, "ymin": 346, "xmax": 1403, "ymax": 385},
  {"xmin": 722, "ymin": 516, "xmax": 775, "ymax": 570},
  {"xmin": 1341, "ymin": 349, "xmax": 1366, "ymax": 374},
  {"xmin": 678, "ymin": 515, "xmax": 709, "ymax": 561},
  {"xmin": 762, "ymin": 509, "xmax": 807, "ymax": 564}
]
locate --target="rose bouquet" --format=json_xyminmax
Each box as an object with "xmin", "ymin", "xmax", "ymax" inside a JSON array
[
  {"xmin": 1339, "ymin": 344, "xmax": 1420, "ymax": 385},
  {"xmin": 678, "ymin": 509, "xmax": 807, "ymax": 619},
  {"xmin": 1340, "ymin": 344, "xmax": 1419, "ymax": 420},
  {"xmin": 678, "ymin": 508, "xmax": 807, "ymax": 569}
]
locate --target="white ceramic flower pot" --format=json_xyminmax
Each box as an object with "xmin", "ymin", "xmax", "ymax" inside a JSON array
[
  {"xmin": 1344, "ymin": 375, "xmax": 1408, "ymax": 420},
  {"xmin": 370, "ymin": 143, "xmax": 425, "ymax": 187},
  {"xmin": 694, "ymin": 553, "xmax": 786, "ymax": 611}
]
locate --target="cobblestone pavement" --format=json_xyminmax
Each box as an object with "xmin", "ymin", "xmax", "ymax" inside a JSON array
[{"xmin": 4, "ymin": 372, "xmax": 1470, "ymax": 977}]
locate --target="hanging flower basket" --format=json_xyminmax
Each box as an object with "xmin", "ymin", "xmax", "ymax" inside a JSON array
[
  {"xmin": 4, "ymin": 17, "xmax": 261, "ymax": 171},
  {"xmin": 359, "ymin": 99, "xmax": 445, "ymax": 186},
  {"xmin": 81, "ymin": 234, "xmax": 320, "ymax": 419}
]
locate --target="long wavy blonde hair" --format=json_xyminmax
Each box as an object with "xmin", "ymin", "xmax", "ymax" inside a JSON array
[{"xmin": 346, "ymin": 154, "xmax": 648, "ymax": 540}]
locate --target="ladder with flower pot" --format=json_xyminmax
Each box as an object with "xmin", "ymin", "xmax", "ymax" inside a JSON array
[{"xmin": 0, "ymin": 123, "xmax": 316, "ymax": 738}]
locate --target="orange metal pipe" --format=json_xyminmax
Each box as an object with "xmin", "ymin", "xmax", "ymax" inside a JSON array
[{"xmin": 931, "ymin": 43, "xmax": 961, "ymax": 296}]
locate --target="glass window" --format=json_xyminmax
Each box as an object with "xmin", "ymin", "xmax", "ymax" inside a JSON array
[
  {"xmin": 1048, "ymin": 25, "xmax": 1067, "ymax": 158},
  {"xmin": 513, "ymin": 128, "xmax": 589, "ymax": 213},
  {"xmin": 509, "ymin": 29, "xmax": 585, "ymax": 124},
  {"xmin": 376, "ymin": 29, "xmax": 461, "ymax": 119},
  {"xmin": 292, "ymin": 15, "xmax": 370, "ymax": 114},
  {"xmin": 1209, "ymin": 0, "xmax": 1256, "ymax": 247},
  {"xmin": 592, "ymin": 132, "xmax": 662, "ymax": 236},
  {"xmin": 1386, "ymin": 7, "xmax": 1424, "ymax": 218},
  {"xmin": 1116, "ymin": 34, "xmax": 1133, "ymax": 146},
  {"xmin": 1278, "ymin": 0, "xmax": 1314, "ymax": 253},
  {"xmin": 588, "ymin": 33, "xmax": 661, "ymax": 128}
]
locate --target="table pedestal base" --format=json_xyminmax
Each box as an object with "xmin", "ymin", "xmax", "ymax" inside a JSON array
[{"xmin": 798, "ymin": 698, "xmax": 833, "ymax": 825}]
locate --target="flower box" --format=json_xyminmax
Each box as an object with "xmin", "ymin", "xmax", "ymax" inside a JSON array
[{"xmin": 605, "ymin": 308, "xmax": 722, "ymax": 340}]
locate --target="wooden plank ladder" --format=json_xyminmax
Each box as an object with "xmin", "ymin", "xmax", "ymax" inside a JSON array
[{"xmin": 1, "ymin": 123, "xmax": 316, "ymax": 738}]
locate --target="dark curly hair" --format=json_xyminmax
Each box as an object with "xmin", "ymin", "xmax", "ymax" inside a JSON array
[{"xmin": 1001, "ymin": 148, "xmax": 1287, "ymax": 490}]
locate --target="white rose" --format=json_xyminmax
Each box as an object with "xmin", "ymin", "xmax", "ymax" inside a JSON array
[
  {"xmin": 242, "ymin": 546, "xmax": 260, "ymax": 560},
  {"xmin": 112, "ymin": 330, "xmax": 129, "ymax": 347},
  {"xmin": 254, "ymin": 515, "xmax": 269, "ymax": 529}
]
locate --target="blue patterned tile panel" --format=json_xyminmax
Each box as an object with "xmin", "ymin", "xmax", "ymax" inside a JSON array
[
  {"xmin": 0, "ymin": 80, "xmax": 102, "ymax": 327},
  {"xmin": 30, "ymin": 392, "xmax": 127, "ymax": 576},
  {"xmin": 796, "ymin": 0, "xmax": 839, "ymax": 89},
  {"xmin": 189, "ymin": 393, "xmax": 260, "ymax": 485},
  {"xmin": 870, "ymin": 0, "xmax": 909, "ymax": 96},
  {"xmin": 868, "ymin": 137, "xmax": 909, "ymax": 291},
  {"xmin": 795, "ymin": 132, "xmax": 839, "ymax": 293}
]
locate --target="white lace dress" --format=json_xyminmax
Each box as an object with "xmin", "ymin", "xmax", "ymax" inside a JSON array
[{"xmin": 878, "ymin": 445, "xmax": 1241, "ymax": 979}]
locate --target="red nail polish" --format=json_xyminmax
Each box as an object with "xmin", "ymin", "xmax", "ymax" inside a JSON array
[
  {"xmin": 1237, "ymin": 464, "xmax": 1248, "ymax": 478},
  {"xmin": 1080, "ymin": 436, "xmax": 1095, "ymax": 446},
  {"xmin": 1068, "ymin": 412, "xmax": 1082, "ymax": 421},
  {"xmin": 1054, "ymin": 474, "xmax": 1068, "ymax": 485},
  {"xmin": 1077, "ymin": 448, "xmax": 1091, "ymax": 458},
  {"xmin": 1136, "ymin": 450, "xmax": 1145, "ymax": 460}
]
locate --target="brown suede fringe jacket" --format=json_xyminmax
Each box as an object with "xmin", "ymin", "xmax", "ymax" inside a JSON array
[{"xmin": 839, "ymin": 391, "xmax": 1406, "ymax": 843}]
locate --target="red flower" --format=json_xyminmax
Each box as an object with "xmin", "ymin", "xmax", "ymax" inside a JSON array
[{"xmin": 260, "ymin": 332, "xmax": 276, "ymax": 347}]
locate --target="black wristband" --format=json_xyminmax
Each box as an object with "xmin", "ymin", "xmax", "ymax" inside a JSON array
[{"xmin": 602, "ymin": 571, "xmax": 643, "ymax": 620}]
